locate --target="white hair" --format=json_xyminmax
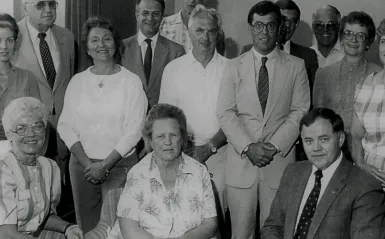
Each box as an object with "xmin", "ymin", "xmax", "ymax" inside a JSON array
[
  {"xmin": 2, "ymin": 97, "xmax": 48, "ymax": 137},
  {"xmin": 187, "ymin": 4, "xmax": 222, "ymax": 33},
  {"xmin": 312, "ymin": 5, "xmax": 341, "ymax": 24}
]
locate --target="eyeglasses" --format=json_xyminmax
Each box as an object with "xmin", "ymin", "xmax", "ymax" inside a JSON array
[
  {"xmin": 11, "ymin": 122, "xmax": 45, "ymax": 136},
  {"xmin": 314, "ymin": 22, "xmax": 339, "ymax": 32},
  {"xmin": 343, "ymin": 30, "xmax": 367, "ymax": 43},
  {"xmin": 282, "ymin": 16, "xmax": 299, "ymax": 27},
  {"xmin": 26, "ymin": 1, "xmax": 58, "ymax": 10},
  {"xmin": 251, "ymin": 22, "xmax": 278, "ymax": 33}
]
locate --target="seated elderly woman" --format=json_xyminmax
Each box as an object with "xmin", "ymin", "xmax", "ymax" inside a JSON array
[
  {"xmin": 0, "ymin": 97, "xmax": 82, "ymax": 239},
  {"xmin": 107, "ymin": 103, "xmax": 218, "ymax": 239}
]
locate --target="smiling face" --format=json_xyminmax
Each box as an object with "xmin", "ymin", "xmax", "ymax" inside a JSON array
[
  {"xmin": 250, "ymin": 13, "xmax": 279, "ymax": 55},
  {"xmin": 0, "ymin": 27, "xmax": 16, "ymax": 63},
  {"xmin": 341, "ymin": 23, "xmax": 369, "ymax": 58},
  {"xmin": 313, "ymin": 10, "xmax": 339, "ymax": 48},
  {"xmin": 301, "ymin": 118, "xmax": 344, "ymax": 170},
  {"xmin": 87, "ymin": 27, "xmax": 116, "ymax": 63},
  {"xmin": 150, "ymin": 118, "xmax": 182, "ymax": 162},
  {"xmin": 379, "ymin": 35, "xmax": 385, "ymax": 65},
  {"xmin": 24, "ymin": 0, "xmax": 56, "ymax": 32},
  {"xmin": 136, "ymin": 0, "xmax": 163, "ymax": 38}
]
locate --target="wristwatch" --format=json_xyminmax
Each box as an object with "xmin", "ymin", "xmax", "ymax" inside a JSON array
[{"xmin": 208, "ymin": 141, "xmax": 217, "ymax": 154}]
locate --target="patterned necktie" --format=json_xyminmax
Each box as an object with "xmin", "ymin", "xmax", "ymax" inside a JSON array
[
  {"xmin": 294, "ymin": 170, "xmax": 323, "ymax": 239},
  {"xmin": 38, "ymin": 32, "xmax": 56, "ymax": 89},
  {"xmin": 258, "ymin": 56, "xmax": 269, "ymax": 115},
  {"xmin": 144, "ymin": 38, "xmax": 153, "ymax": 84}
]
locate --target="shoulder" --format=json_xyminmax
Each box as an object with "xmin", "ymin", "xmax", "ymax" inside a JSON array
[
  {"xmin": 316, "ymin": 61, "xmax": 340, "ymax": 77},
  {"xmin": 164, "ymin": 53, "xmax": 189, "ymax": 70},
  {"xmin": 117, "ymin": 66, "xmax": 142, "ymax": 86},
  {"xmin": 291, "ymin": 42, "xmax": 316, "ymax": 54},
  {"xmin": 182, "ymin": 153, "xmax": 209, "ymax": 177},
  {"xmin": 368, "ymin": 61, "xmax": 382, "ymax": 73},
  {"xmin": 162, "ymin": 12, "xmax": 180, "ymax": 25},
  {"xmin": 52, "ymin": 24, "xmax": 74, "ymax": 37},
  {"xmin": 346, "ymin": 163, "xmax": 383, "ymax": 192},
  {"xmin": 122, "ymin": 35, "xmax": 136, "ymax": 47},
  {"xmin": 37, "ymin": 156, "xmax": 59, "ymax": 169},
  {"xmin": 284, "ymin": 161, "xmax": 311, "ymax": 177},
  {"xmin": 159, "ymin": 36, "xmax": 184, "ymax": 51},
  {"xmin": 127, "ymin": 153, "xmax": 153, "ymax": 177}
]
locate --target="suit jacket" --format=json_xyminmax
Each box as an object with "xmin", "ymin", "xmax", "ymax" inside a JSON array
[
  {"xmin": 261, "ymin": 157, "xmax": 385, "ymax": 239},
  {"xmin": 12, "ymin": 18, "xmax": 75, "ymax": 159},
  {"xmin": 217, "ymin": 49, "xmax": 310, "ymax": 189},
  {"xmin": 122, "ymin": 34, "xmax": 185, "ymax": 108},
  {"xmin": 241, "ymin": 42, "xmax": 318, "ymax": 91}
]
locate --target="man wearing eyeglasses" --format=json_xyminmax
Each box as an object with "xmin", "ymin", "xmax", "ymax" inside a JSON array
[
  {"xmin": 310, "ymin": 5, "xmax": 344, "ymax": 68},
  {"xmin": 12, "ymin": 0, "xmax": 75, "ymax": 178},
  {"xmin": 217, "ymin": 1, "xmax": 310, "ymax": 238}
]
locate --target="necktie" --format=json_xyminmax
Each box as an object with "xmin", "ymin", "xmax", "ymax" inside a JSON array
[
  {"xmin": 258, "ymin": 57, "xmax": 269, "ymax": 115},
  {"xmin": 144, "ymin": 38, "xmax": 153, "ymax": 84},
  {"xmin": 38, "ymin": 32, "xmax": 56, "ymax": 89},
  {"xmin": 294, "ymin": 170, "xmax": 323, "ymax": 239}
]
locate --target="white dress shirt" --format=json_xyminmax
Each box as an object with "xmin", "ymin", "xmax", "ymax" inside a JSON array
[
  {"xmin": 26, "ymin": 19, "xmax": 59, "ymax": 76},
  {"xmin": 137, "ymin": 30, "xmax": 159, "ymax": 64},
  {"xmin": 159, "ymin": 50, "xmax": 228, "ymax": 146},
  {"xmin": 57, "ymin": 66, "xmax": 148, "ymax": 159},
  {"xmin": 283, "ymin": 41, "xmax": 290, "ymax": 54},
  {"xmin": 311, "ymin": 41, "xmax": 344, "ymax": 68},
  {"xmin": 295, "ymin": 153, "xmax": 343, "ymax": 230}
]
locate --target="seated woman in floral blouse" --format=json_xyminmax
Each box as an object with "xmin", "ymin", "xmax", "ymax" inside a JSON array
[{"xmin": 107, "ymin": 103, "xmax": 218, "ymax": 239}]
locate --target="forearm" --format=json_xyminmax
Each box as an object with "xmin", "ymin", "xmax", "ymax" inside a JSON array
[
  {"xmin": 209, "ymin": 129, "xmax": 227, "ymax": 150},
  {"xmin": 179, "ymin": 217, "xmax": 217, "ymax": 239},
  {"xmin": 0, "ymin": 225, "xmax": 35, "ymax": 239},
  {"xmin": 69, "ymin": 141, "xmax": 92, "ymax": 168},
  {"xmin": 103, "ymin": 150, "xmax": 122, "ymax": 171},
  {"xmin": 43, "ymin": 215, "xmax": 69, "ymax": 233}
]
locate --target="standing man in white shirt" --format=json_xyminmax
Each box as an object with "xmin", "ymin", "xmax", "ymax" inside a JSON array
[
  {"xmin": 159, "ymin": 5, "xmax": 228, "ymax": 236},
  {"xmin": 12, "ymin": 0, "xmax": 75, "ymax": 178},
  {"xmin": 261, "ymin": 108, "xmax": 385, "ymax": 239},
  {"xmin": 310, "ymin": 5, "xmax": 344, "ymax": 68}
]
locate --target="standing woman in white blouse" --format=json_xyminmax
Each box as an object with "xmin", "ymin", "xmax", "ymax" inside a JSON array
[{"xmin": 57, "ymin": 16, "xmax": 148, "ymax": 234}]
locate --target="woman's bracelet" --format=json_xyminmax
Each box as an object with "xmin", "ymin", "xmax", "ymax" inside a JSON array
[{"xmin": 63, "ymin": 223, "xmax": 78, "ymax": 237}]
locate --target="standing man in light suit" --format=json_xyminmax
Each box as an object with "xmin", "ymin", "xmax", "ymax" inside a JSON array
[
  {"xmin": 217, "ymin": 1, "xmax": 310, "ymax": 238},
  {"xmin": 12, "ymin": 0, "xmax": 75, "ymax": 175}
]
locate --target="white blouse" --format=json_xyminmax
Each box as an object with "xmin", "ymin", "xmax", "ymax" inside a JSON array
[{"xmin": 58, "ymin": 66, "xmax": 148, "ymax": 159}]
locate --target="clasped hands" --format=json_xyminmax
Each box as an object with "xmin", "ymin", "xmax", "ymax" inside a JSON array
[
  {"xmin": 84, "ymin": 161, "xmax": 109, "ymax": 185},
  {"xmin": 245, "ymin": 142, "xmax": 278, "ymax": 167}
]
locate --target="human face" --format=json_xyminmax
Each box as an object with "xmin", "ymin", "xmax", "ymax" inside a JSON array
[
  {"xmin": 301, "ymin": 118, "xmax": 344, "ymax": 170},
  {"xmin": 341, "ymin": 24, "xmax": 369, "ymax": 58},
  {"xmin": 189, "ymin": 12, "xmax": 218, "ymax": 54},
  {"xmin": 380, "ymin": 35, "xmax": 385, "ymax": 65},
  {"xmin": 280, "ymin": 9, "xmax": 299, "ymax": 43},
  {"xmin": 24, "ymin": 0, "xmax": 57, "ymax": 32},
  {"xmin": 8, "ymin": 112, "xmax": 46, "ymax": 156},
  {"xmin": 313, "ymin": 10, "xmax": 339, "ymax": 48},
  {"xmin": 150, "ymin": 119, "xmax": 183, "ymax": 162},
  {"xmin": 87, "ymin": 27, "xmax": 116, "ymax": 63},
  {"xmin": 0, "ymin": 28, "xmax": 16, "ymax": 63},
  {"xmin": 183, "ymin": 0, "xmax": 199, "ymax": 16},
  {"xmin": 136, "ymin": 0, "xmax": 163, "ymax": 38},
  {"xmin": 250, "ymin": 13, "xmax": 279, "ymax": 55}
]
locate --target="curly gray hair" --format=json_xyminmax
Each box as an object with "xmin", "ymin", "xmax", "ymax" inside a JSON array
[{"xmin": 187, "ymin": 4, "xmax": 223, "ymax": 34}]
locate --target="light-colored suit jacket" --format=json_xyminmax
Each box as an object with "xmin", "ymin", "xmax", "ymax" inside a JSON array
[
  {"xmin": 261, "ymin": 158, "xmax": 385, "ymax": 239},
  {"xmin": 217, "ymin": 49, "xmax": 310, "ymax": 189},
  {"xmin": 122, "ymin": 34, "xmax": 185, "ymax": 108},
  {"xmin": 12, "ymin": 18, "xmax": 75, "ymax": 159}
]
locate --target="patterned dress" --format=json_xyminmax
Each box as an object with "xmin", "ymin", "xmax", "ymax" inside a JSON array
[
  {"xmin": 354, "ymin": 71, "xmax": 385, "ymax": 170},
  {"xmin": 107, "ymin": 152, "xmax": 216, "ymax": 238}
]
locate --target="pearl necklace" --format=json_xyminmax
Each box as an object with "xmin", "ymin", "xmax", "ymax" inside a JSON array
[{"xmin": 11, "ymin": 150, "xmax": 37, "ymax": 166}]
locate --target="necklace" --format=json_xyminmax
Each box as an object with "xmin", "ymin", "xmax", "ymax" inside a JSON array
[
  {"xmin": 98, "ymin": 75, "xmax": 107, "ymax": 88},
  {"xmin": 93, "ymin": 65, "xmax": 116, "ymax": 88},
  {"xmin": 11, "ymin": 150, "xmax": 36, "ymax": 166}
]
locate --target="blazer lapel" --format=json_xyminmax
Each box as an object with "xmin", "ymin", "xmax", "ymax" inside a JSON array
[
  {"xmin": 307, "ymin": 158, "xmax": 348, "ymax": 238},
  {"xmin": 264, "ymin": 51, "xmax": 288, "ymax": 120},
  {"xmin": 285, "ymin": 163, "xmax": 312, "ymax": 236},
  {"xmin": 51, "ymin": 25, "xmax": 64, "ymax": 92},
  {"xmin": 129, "ymin": 35, "xmax": 147, "ymax": 90},
  {"xmin": 148, "ymin": 36, "xmax": 168, "ymax": 90}
]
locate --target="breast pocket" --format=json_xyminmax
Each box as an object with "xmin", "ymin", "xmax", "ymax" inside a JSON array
[{"xmin": 17, "ymin": 189, "xmax": 33, "ymax": 221}]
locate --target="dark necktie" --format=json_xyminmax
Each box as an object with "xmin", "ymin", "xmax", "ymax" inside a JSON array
[
  {"xmin": 144, "ymin": 38, "xmax": 152, "ymax": 84},
  {"xmin": 38, "ymin": 32, "xmax": 56, "ymax": 89},
  {"xmin": 258, "ymin": 57, "xmax": 269, "ymax": 115},
  {"xmin": 294, "ymin": 170, "xmax": 323, "ymax": 239}
]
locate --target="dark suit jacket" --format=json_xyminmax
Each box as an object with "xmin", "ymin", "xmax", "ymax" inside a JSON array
[
  {"xmin": 122, "ymin": 34, "xmax": 185, "ymax": 108},
  {"xmin": 241, "ymin": 42, "xmax": 318, "ymax": 91},
  {"xmin": 260, "ymin": 157, "xmax": 385, "ymax": 239}
]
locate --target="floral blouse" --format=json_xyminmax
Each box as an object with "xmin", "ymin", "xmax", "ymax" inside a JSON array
[{"xmin": 107, "ymin": 152, "xmax": 217, "ymax": 238}]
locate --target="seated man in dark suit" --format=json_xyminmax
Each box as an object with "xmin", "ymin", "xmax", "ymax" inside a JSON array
[
  {"xmin": 241, "ymin": 0, "xmax": 318, "ymax": 92},
  {"xmin": 261, "ymin": 108, "xmax": 385, "ymax": 239}
]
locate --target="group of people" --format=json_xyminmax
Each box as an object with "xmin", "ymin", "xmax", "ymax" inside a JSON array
[{"xmin": 1, "ymin": 0, "xmax": 385, "ymax": 239}]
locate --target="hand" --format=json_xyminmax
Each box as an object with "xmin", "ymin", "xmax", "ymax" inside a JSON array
[
  {"xmin": 184, "ymin": 144, "xmax": 212, "ymax": 164},
  {"xmin": 245, "ymin": 143, "xmax": 273, "ymax": 168},
  {"xmin": 65, "ymin": 225, "xmax": 84, "ymax": 239},
  {"xmin": 84, "ymin": 162, "xmax": 108, "ymax": 184},
  {"xmin": 262, "ymin": 142, "xmax": 278, "ymax": 157}
]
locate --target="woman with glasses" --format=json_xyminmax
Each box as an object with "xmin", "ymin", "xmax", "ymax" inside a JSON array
[
  {"xmin": 0, "ymin": 97, "xmax": 83, "ymax": 239},
  {"xmin": 0, "ymin": 14, "xmax": 40, "ymax": 142},
  {"xmin": 313, "ymin": 11, "xmax": 381, "ymax": 160},
  {"xmin": 352, "ymin": 19, "xmax": 385, "ymax": 190}
]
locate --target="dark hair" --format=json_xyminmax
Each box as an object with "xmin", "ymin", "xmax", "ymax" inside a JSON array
[
  {"xmin": 141, "ymin": 103, "xmax": 188, "ymax": 153},
  {"xmin": 276, "ymin": 0, "xmax": 300, "ymax": 20},
  {"xmin": 136, "ymin": 0, "xmax": 166, "ymax": 14},
  {"xmin": 247, "ymin": 1, "xmax": 282, "ymax": 26},
  {"xmin": 0, "ymin": 13, "xmax": 19, "ymax": 40},
  {"xmin": 376, "ymin": 18, "xmax": 385, "ymax": 37},
  {"xmin": 81, "ymin": 16, "xmax": 122, "ymax": 64},
  {"xmin": 339, "ymin": 11, "xmax": 376, "ymax": 47},
  {"xmin": 299, "ymin": 108, "xmax": 344, "ymax": 134}
]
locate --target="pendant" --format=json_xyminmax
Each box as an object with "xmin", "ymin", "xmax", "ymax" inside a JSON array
[{"xmin": 98, "ymin": 82, "xmax": 103, "ymax": 88}]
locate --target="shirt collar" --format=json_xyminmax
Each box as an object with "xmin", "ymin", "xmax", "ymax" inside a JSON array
[
  {"xmin": 311, "ymin": 40, "xmax": 343, "ymax": 57},
  {"xmin": 311, "ymin": 151, "xmax": 343, "ymax": 177},
  {"xmin": 185, "ymin": 49, "xmax": 221, "ymax": 65},
  {"xmin": 252, "ymin": 47, "xmax": 278, "ymax": 62},
  {"xmin": 26, "ymin": 18, "xmax": 53, "ymax": 42},
  {"xmin": 147, "ymin": 152, "xmax": 194, "ymax": 179},
  {"xmin": 137, "ymin": 30, "xmax": 159, "ymax": 46}
]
